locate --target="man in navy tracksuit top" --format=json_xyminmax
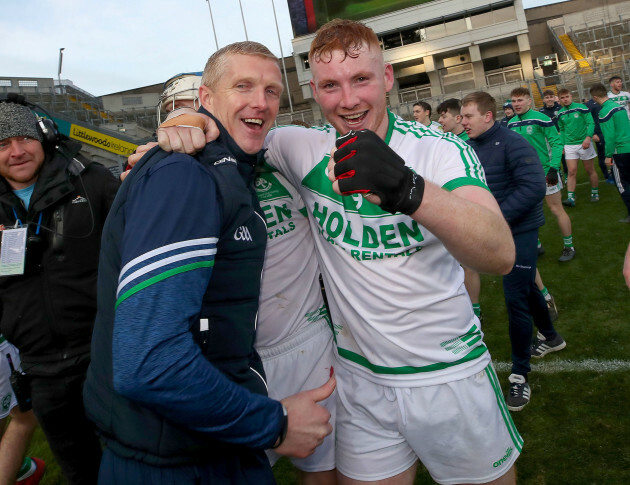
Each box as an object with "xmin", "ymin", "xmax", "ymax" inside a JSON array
[
  {"xmin": 461, "ymin": 92, "xmax": 566, "ymax": 412},
  {"xmin": 84, "ymin": 42, "xmax": 334, "ymax": 485}
]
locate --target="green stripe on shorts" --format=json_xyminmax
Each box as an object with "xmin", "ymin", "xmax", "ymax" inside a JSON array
[{"xmin": 485, "ymin": 364, "xmax": 524, "ymax": 452}]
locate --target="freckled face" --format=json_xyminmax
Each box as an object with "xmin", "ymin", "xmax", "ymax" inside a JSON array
[{"xmin": 310, "ymin": 45, "xmax": 394, "ymax": 139}]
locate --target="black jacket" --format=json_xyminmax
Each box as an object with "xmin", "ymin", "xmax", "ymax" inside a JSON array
[
  {"xmin": 467, "ymin": 122, "xmax": 546, "ymax": 235},
  {"xmin": 539, "ymin": 102, "xmax": 561, "ymax": 130},
  {"xmin": 0, "ymin": 140, "xmax": 119, "ymax": 373}
]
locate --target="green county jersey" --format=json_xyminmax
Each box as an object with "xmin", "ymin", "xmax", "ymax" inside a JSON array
[
  {"xmin": 556, "ymin": 102, "xmax": 594, "ymax": 146},
  {"xmin": 599, "ymin": 98, "xmax": 630, "ymax": 157},
  {"xmin": 255, "ymin": 171, "xmax": 329, "ymax": 348},
  {"xmin": 508, "ymin": 108, "xmax": 562, "ymax": 174},
  {"xmin": 264, "ymin": 111, "xmax": 491, "ymax": 386},
  {"xmin": 608, "ymin": 90, "xmax": 630, "ymax": 119}
]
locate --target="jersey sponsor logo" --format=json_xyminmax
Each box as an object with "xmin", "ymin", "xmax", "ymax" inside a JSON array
[
  {"xmin": 214, "ymin": 156, "xmax": 237, "ymax": 166},
  {"xmin": 311, "ymin": 201, "xmax": 424, "ymax": 260},
  {"xmin": 262, "ymin": 202, "xmax": 297, "ymax": 240},
  {"xmin": 71, "ymin": 195, "xmax": 87, "ymax": 204},
  {"xmin": 234, "ymin": 225, "xmax": 253, "ymax": 242},
  {"xmin": 493, "ymin": 447, "xmax": 514, "ymax": 468}
]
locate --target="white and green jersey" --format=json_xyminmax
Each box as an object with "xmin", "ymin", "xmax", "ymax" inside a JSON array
[
  {"xmin": 608, "ymin": 90, "xmax": 630, "ymax": 119},
  {"xmin": 264, "ymin": 111, "xmax": 492, "ymax": 386},
  {"xmin": 255, "ymin": 171, "xmax": 329, "ymax": 348}
]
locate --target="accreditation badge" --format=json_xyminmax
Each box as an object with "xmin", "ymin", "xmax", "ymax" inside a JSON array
[{"xmin": 0, "ymin": 228, "xmax": 27, "ymax": 276}]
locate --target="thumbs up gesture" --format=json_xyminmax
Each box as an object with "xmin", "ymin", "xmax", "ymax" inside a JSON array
[{"xmin": 274, "ymin": 374, "xmax": 336, "ymax": 458}]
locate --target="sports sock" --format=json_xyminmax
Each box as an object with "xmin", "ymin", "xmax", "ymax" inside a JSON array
[
  {"xmin": 16, "ymin": 457, "xmax": 35, "ymax": 480},
  {"xmin": 472, "ymin": 303, "xmax": 481, "ymax": 318},
  {"xmin": 563, "ymin": 235, "xmax": 574, "ymax": 248},
  {"xmin": 541, "ymin": 286, "xmax": 550, "ymax": 300},
  {"xmin": 537, "ymin": 239, "xmax": 542, "ymax": 249},
  {"xmin": 567, "ymin": 191, "xmax": 575, "ymax": 201},
  {"xmin": 591, "ymin": 187, "xmax": 599, "ymax": 196}
]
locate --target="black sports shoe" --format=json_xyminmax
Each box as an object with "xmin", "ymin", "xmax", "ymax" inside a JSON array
[
  {"xmin": 546, "ymin": 294, "xmax": 558, "ymax": 322},
  {"xmin": 558, "ymin": 247, "xmax": 575, "ymax": 262},
  {"xmin": 507, "ymin": 374, "xmax": 530, "ymax": 411},
  {"xmin": 531, "ymin": 331, "xmax": 566, "ymax": 358}
]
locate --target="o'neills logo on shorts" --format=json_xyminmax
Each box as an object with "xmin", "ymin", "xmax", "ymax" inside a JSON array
[{"xmin": 493, "ymin": 447, "xmax": 513, "ymax": 468}]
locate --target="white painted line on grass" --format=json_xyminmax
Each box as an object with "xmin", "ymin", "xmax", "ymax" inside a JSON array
[{"xmin": 493, "ymin": 359, "xmax": 630, "ymax": 373}]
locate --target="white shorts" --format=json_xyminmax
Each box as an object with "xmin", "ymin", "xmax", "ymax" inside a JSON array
[
  {"xmin": 257, "ymin": 318, "xmax": 336, "ymax": 473},
  {"xmin": 546, "ymin": 176, "xmax": 563, "ymax": 196},
  {"xmin": 335, "ymin": 363, "xmax": 522, "ymax": 484},
  {"xmin": 564, "ymin": 144, "xmax": 596, "ymax": 161},
  {"xmin": 0, "ymin": 339, "xmax": 20, "ymax": 419}
]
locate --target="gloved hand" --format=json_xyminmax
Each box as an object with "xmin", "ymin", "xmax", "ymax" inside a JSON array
[
  {"xmin": 546, "ymin": 167, "xmax": 558, "ymax": 186},
  {"xmin": 332, "ymin": 130, "xmax": 425, "ymax": 215}
]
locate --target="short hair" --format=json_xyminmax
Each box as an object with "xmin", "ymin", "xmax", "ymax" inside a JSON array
[
  {"xmin": 557, "ymin": 88, "xmax": 570, "ymax": 96},
  {"xmin": 309, "ymin": 19, "xmax": 380, "ymax": 64},
  {"xmin": 510, "ymin": 87, "xmax": 531, "ymax": 98},
  {"xmin": 590, "ymin": 83, "xmax": 608, "ymax": 98},
  {"xmin": 542, "ymin": 89, "xmax": 556, "ymax": 97},
  {"xmin": 462, "ymin": 91, "xmax": 497, "ymax": 120},
  {"xmin": 609, "ymin": 75, "xmax": 622, "ymax": 83},
  {"xmin": 436, "ymin": 98, "xmax": 461, "ymax": 116},
  {"xmin": 201, "ymin": 41, "xmax": 279, "ymax": 90},
  {"xmin": 413, "ymin": 101, "xmax": 432, "ymax": 115}
]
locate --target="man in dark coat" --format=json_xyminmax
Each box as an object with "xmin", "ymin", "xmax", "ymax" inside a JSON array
[{"xmin": 461, "ymin": 91, "xmax": 566, "ymax": 412}]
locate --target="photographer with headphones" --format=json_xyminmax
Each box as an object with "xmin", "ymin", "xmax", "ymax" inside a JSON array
[{"xmin": 0, "ymin": 96, "xmax": 119, "ymax": 485}]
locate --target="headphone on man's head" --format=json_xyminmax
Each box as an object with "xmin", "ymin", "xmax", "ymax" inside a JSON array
[{"xmin": 0, "ymin": 92, "xmax": 62, "ymax": 149}]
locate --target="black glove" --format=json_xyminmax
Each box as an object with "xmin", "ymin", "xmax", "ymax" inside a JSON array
[
  {"xmin": 333, "ymin": 130, "xmax": 425, "ymax": 215},
  {"xmin": 546, "ymin": 167, "xmax": 558, "ymax": 186}
]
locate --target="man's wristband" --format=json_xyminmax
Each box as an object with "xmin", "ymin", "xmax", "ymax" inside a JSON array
[{"xmin": 271, "ymin": 404, "xmax": 288, "ymax": 449}]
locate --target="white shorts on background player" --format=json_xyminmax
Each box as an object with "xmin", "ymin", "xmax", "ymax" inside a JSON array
[
  {"xmin": 0, "ymin": 339, "xmax": 20, "ymax": 419},
  {"xmin": 335, "ymin": 363, "xmax": 522, "ymax": 484},
  {"xmin": 259, "ymin": 319, "xmax": 336, "ymax": 472},
  {"xmin": 546, "ymin": 176, "xmax": 563, "ymax": 196},
  {"xmin": 564, "ymin": 143, "xmax": 596, "ymax": 161}
]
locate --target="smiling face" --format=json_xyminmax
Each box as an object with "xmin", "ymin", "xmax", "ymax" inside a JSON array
[
  {"xmin": 200, "ymin": 53, "xmax": 283, "ymax": 154},
  {"xmin": 0, "ymin": 136, "xmax": 45, "ymax": 190},
  {"xmin": 310, "ymin": 44, "xmax": 394, "ymax": 139},
  {"xmin": 511, "ymin": 94, "xmax": 531, "ymax": 115},
  {"xmin": 543, "ymin": 94, "xmax": 556, "ymax": 108}
]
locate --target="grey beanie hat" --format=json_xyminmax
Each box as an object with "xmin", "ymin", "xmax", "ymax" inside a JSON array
[{"xmin": 0, "ymin": 103, "xmax": 43, "ymax": 143}]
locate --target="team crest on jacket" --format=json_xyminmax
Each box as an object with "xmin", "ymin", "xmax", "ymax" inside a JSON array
[
  {"xmin": 72, "ymin": 195, "xmax": 87, "ymax": 204},
  {"xmin": 526, "ymin": 126, "xmax": 534, "ymax": 134}
]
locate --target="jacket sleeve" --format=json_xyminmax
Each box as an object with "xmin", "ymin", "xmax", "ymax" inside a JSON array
[
  {"xmin": 601, "ymin": 113, "xmax": 616, "ymax": 158},
  {"xmin": 584, "ymin": 109, "xmax": 595, "ymax": 138},
  {"xmin": 499, "ymin": 136, "xmax": 546, "ymax": 225},
  {"xmin": 545, "ymin": 123, "xmax": 563, "ymax": 170},
  {"xmin": 112, "ymin": 153, "xmax": 282, "ymax": 449}
]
